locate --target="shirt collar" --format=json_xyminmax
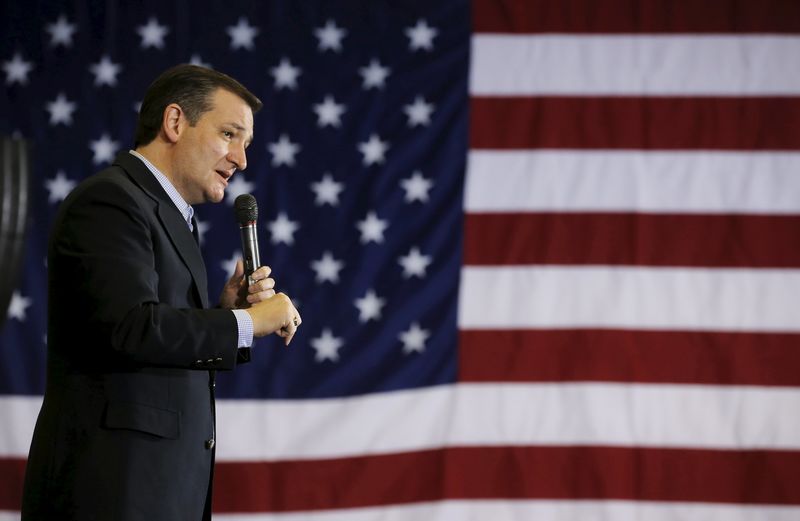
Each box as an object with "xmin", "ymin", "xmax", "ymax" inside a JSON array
[{"xmin": 129, "ymin": 150, "xmax": 194, "ymax": 230}]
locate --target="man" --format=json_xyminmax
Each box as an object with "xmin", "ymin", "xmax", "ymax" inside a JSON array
[{"xmin": 21, "ymin": 64, "xmax": 300, "ymax": 520}]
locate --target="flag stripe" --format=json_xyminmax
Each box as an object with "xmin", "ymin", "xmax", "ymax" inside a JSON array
[
  {"xmin": 465, "ymin": 151, "xmax": 800, "ymax": 214},
  {"xmin": 459, "ymin": 266, "xmax": 800, "ymax": 331},
  {"xmin": 471, "ymin": 36, "xmax": 800, "ymax": 95},
  {"xmin": 470, "ymin": 97, "xmax": 800, "ymax": 150},
  {"xmin": 0, "ymin": 459, "xmax": 25, "ymax": 512},
  {"xmin": 5, "ymin": 465, "xmax": 800, "ymax": 518},
  {"xmin": 211, "ymin": 446, "xmax": 800, "ymax": 512},
  {"xmin": 463, "ymin": 213, "xmax": 800, "ymax": 267},
  {"xmin": 211, "ymin": 500, "xmax": 800, "ymax": 521},
  {"xmin": 5, "ymin": 385, "xmax": 800, "ymax": 461},
  {"xmin": 459, "ymin": 330, "xmax": 800, "ymax": 386},
  {"xmin": 216, "ymin": 383, "xmax": 800, "ymax": 459},
  {"xmin": 473, "ymin": 0, "xmax": 800, "ymax": 34}
]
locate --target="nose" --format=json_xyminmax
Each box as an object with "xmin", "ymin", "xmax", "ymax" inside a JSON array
[{"xmin": 228, "ymin": 142, "xmax": 247, "ymax": 171}]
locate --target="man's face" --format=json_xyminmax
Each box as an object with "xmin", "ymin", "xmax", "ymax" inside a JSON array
[{"xmin": 172, "ymin": 88, "xmax": 254, "ymax": 205}]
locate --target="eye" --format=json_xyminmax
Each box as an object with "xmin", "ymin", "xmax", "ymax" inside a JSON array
[{"xmin": 222, "ymin": 130, "xmax": 234, "ymax": 139}]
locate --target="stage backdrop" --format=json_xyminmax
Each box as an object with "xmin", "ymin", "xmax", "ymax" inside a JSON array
[{"xmin": 2, "ymin": 0, "xmax": 800, "ymax": 519}]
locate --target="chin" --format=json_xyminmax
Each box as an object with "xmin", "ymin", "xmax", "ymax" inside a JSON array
[{"xmin": 208, "ymin": 190, "xmax": 225, "ymax": 204}]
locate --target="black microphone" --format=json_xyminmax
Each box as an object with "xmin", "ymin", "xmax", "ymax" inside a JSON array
[{"xmin": 234, "ymin": 194, "xmax": 261, "ymax": 286}]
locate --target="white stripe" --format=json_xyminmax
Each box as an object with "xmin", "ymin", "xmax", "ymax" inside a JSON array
[
  {"xmin": 459, "ymin": 266, "xmax": 800, "ymax": 332},
  {"xmin": 3, "ymin": 384, "xmax": 800, "ymax": 460},
  {"xmin": 470, "ymin": 35, "xmax": 800, "ymax": 95},
  {"xmin": 0, "ymin": 395, "xmax": 39, "ymax": 457},
  {"xmin": 8, "ymin": 501, "xmax": 800, "ymax": 521},
  {"xmin": 212, "ymin": 500, "xmax": 800, "ymax": 521},
  {"xmin": 216, "ymin": 383, "xmax": 800, "ymax": 460},
  {"xmin": 465, "ymin": 151, "xmax": 800, "ymax": 214}
]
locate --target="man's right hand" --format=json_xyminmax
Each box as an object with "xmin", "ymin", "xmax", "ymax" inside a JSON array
[{"xmin": 245, "ymin": 293, "xmax": 302, "ymax": 345}]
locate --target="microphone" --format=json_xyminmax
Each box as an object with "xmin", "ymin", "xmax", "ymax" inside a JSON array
[{"xmin": 234, "ymin": 194, "xmax": 261, "ymax": 286}]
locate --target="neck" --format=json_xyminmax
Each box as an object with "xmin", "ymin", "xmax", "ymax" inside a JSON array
[{"xmin": 134, "ymin": 143, "xmax": 186, "ymax": 196}]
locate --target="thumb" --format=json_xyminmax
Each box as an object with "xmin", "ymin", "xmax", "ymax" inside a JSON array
[{"xmin": 227, "ymin": 259, "xmax": 245, "ymax": 285}]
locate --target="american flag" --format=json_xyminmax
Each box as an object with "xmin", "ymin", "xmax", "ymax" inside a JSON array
[{"xmin": 2, "ymin": 0, "xmax": 800, "ymax": 519}]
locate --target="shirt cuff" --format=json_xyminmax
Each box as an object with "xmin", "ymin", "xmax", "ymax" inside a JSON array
[{"xmin": 231, "ymin": 309, "xmax": 254, "ymax": 348}]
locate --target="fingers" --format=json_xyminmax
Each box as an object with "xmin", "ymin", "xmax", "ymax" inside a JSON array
[
  {"xmin": 246, "ymin": 276, "xmax": 276, "ymax": 304},
  {"xmin": 250, "ymin": 265, "xmax": 272, "ymax": 281},
  {"xmin": 244, "ymin": 266, "xmax": 276, "ymax": 303},
  {"xmin": 277, "ymin": 310, "xmax": 302, "ymax": 346}
]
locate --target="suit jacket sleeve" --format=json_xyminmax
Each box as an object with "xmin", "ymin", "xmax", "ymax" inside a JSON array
[{"xmin": 51, "ymin": 173, "xmax": 241, "ymax": 370}]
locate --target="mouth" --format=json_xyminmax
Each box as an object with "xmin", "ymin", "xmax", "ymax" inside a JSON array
[{"xmin": 216, "ymin": 170, "xmax": 232, "ymax": 186}]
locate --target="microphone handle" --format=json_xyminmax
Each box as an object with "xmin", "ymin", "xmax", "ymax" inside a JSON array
[{"xmin": 239, "ymin": 222, "xmax": 261, "ymax": 286}]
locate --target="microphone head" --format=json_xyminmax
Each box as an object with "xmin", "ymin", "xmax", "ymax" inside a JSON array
[{"xmin": 234, "ymin": 194, "xmax": 258, "ymax": 224}]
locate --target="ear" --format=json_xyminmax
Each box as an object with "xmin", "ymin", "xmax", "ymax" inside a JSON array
[{"xmin": 161, "ymin": 103, "xmax": 185, "ymax": 144}]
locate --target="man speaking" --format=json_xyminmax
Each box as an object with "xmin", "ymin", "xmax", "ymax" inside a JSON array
[{"xmin": 21, "ymin": 64, "xmax": 300, "ymax": 520}]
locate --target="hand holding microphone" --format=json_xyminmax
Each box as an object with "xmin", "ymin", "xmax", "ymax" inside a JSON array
[{"xmin": 226, "ymin": 194, "xmax": 301, "ymax": 344}]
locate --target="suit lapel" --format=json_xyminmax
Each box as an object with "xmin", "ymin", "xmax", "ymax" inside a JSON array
[
  {"xmin": 113, "ymin": 152, "xmax": 210, "ymax": 308},
  {"xmin": 156, "ymin": 203, "xmax": 210, "ymax": 308}
]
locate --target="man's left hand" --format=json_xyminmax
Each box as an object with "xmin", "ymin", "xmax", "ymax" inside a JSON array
[{"xmin": 219, "ymin": 260, "xmax": 276, "ymax": 309}]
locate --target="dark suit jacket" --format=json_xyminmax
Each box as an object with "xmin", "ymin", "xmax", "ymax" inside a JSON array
[{"xmin": 22, "ymin": 152, "xmax": 249, "ymax": 520}]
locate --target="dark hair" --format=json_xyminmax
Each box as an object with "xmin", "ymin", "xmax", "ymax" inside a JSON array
[{"xmin": 134, "ymin": 64, "xmax": 263, "ymax": 147}]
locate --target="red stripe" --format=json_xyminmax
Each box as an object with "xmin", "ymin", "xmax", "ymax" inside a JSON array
[
  {"xmin": 4, "ymin": 448, "xmax": 798, "ymax": 512},
  {"xmin": 470, "ymin": 97, "xmax": 800, "ymax": 150},
  {"xmin": 0, "ymin": 457, "xmax": 26, "ymax": 510},
  {"xmin": 463, "ymin": 213, "xmax": 800, "ymax": 267},
  {"xmin": 473, "ymin": 0, "xmax": 800, "ymax": 33},
  {"xmin": 459, "ymin": 329, "xmax": 800, "ymax": 386},
  {"xmin": 212, "ymin": 446, "xmax": 800, "ymax": 512}
]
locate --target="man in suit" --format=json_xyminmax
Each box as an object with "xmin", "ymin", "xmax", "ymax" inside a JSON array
[{"xmin": 21, "ymin": 64, "xmax": 300, "ymax": 520}]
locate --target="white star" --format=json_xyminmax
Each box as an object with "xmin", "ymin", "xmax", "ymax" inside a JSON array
[
  {"xmin": 224, "ymin": 176, "xmax": 255, "ymax": 205},
  {"xmin": 400, "ymin": 171, "xmax": 433, "ymax": 203},
  {"xmin": 268, "ymin": 134, "xmax": 300, "ymax": 167},
  {"xmin": 45, "ymin": 93, "xmax": 77, "ymax": 126},
  {"xmin": 356, "ymin": 211, "xmax": 388, "ymax": 244},
  {"xmin": 46, "ymin": 15, "xmax": 77, "ymax": 47},
  {"xmin": 406, "ymin": 19, "xmax": 437, "ymax": 51},
  {"xmin": 3, "ymin": 53, "xmax": 33, "ymax": 85},
  {"xmin": 189, "ymin": 54, "xmax": 212, "ymax": 68},
  {"xmin": 220, "ymin": 250, "xmax": 242, "ymax": 278},
  {"xmin": 270, "ymin": 58, "xmax": 301, "ymax": 90},
  {"xmin": 404, "ymin": 96, "xmax": 434, "ymax": 127},
  {"xmin": 358, "ymin": 134, "xmax": 388, "ymax": 166},
  {"xmin": 310, "ymin": 173, "xmax": 343, "ymax": 206},
  {"xmin": 45, "ymin": 170, "xmax": 77, "ymax": 203},
  {"xmin": 311, "ymin": 251, "xmax": 343, "ymax": 283},
  {"xmin": 137, "ymin": 17, "xmax": 169, "ymax": 49},
  {"xmin": 313, "ymin": 95, "xmax": 345, "ymax": 127},
  {"xmin": 399, "ymin": 322, "xmax": 430, "ymax": 354},
  {"xmin": 311, "ymin": 328, "xmax": 343, "ymax": 362},
  {"xmin": 7, "ymin": 291, "xmax": 32, "ymax": 321},
  {"xmin": 398, "ymin": 247, "xmax": 432, "ymax": 279},
  {"xmin": 195, "ymin": 217, "xmax": 210, "ymax": 245},
  {"xmin": 89, "ymin": 133, "xmax": 119, "ymax": 165},
  {"xmin": 89, "ymin": 55, "xmax": 121, "ymax": 86},
  {"xmin": 227, "ymin": 17, "xmax": 259, "ymax": 50},
  {"xmin": 359, "ymin": 59, "xmax": 390, "ymax": 89},
  {"xmin": 354, "ymin": 290, "xmax": 385, "ymax": 323},
  {"xmin": 314, "ymin": 20, "xmax": 346, "ymax": 52},
  {"xmin": 268, "ymin": 212, "xmax": 299, "ymax": 245}
]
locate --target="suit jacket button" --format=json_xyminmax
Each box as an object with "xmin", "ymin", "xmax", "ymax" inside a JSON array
[
  {"xmin": 214, "ymin": 357, "xmax": 223, "ymax": 364},
  {"xmin": 206, "ymin": 358, "xmax": 214, "ymax": 365},
  {"xmin": 205, "ymin": 439, "xmax": 215, "ymax": 450}
]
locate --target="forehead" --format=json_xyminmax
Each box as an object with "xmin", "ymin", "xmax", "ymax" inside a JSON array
[{"xmin": 202, "ymin": 88, "xmax": 254, "ymax": 131}]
